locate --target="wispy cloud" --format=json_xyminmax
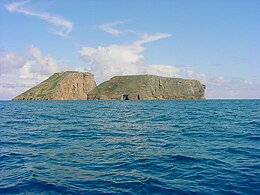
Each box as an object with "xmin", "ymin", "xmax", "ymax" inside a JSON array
[
  {"xmin": 134, "ymin": 33, "xmax": 172, "ymax": 47},
  {"xmin": 5, "ymin": 0, "xmax": 73, "ymax": 37},
  {"xmin": 99, "ymin": 21, "xmax": 134, "ymax": 36}
]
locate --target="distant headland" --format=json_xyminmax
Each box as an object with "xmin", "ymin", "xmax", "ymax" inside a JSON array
[{"xmin": 13, "ymin": 71, "xmax": 206, "ymax": 100}]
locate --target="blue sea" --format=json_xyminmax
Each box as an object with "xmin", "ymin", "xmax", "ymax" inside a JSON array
[{"xmin": 0, "ymin": 100, "xmax": 259, "ymax": 194}]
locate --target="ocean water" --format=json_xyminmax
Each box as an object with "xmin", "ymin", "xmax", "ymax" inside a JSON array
[{"xmin": 0, "ymin": 100, "xmax": 259, "ymax": 194}]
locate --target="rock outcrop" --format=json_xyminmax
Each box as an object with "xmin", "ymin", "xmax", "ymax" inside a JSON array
[
  {"xmin": 13, "ymin": 71, "xmax": 96, "ymax": 100},
  {"xmin": 87, "ymin": 75, "xmax": 206, "ymax": 100}
]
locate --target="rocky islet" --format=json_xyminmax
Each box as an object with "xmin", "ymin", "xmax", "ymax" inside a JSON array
[{"xmin": 13, "ymin": 71, "xmax": 206, "ymax": 100}]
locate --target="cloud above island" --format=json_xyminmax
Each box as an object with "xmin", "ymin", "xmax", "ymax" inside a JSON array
[
  {"xmin": 1, "ymin": 5, "xmax": 259, "ymax": 100},
  {"xmin": 0, "ymin": 53, "xmax": 26, "ymax": 74},
  {"xmin": 0, "ymin": 45, "xmax": 69, "ymax": 99},
  {"xmin": 5, "ymin": 0, "xmax": 73, "ymax": 37},
  {"xmin": 80, "ymin": 32, "xmax": 179, "ymax": 82},
  {"xmin": 0, "ymin": 42, "xmax": 259, "ymax": 99},
  {"xmin": 79, "ymin": 30, "xmax": 260, "ymax": 99}
]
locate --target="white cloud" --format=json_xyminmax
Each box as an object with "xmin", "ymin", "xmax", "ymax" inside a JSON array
[
  {"xmin": 80, "ymin": 45, "xmax": 141, "ymax": 81},
  {"xmin": 142, "ymin": 64, "xmax": 181, "ymax": 78},
  {"xmin": 99, "ymin": 21, "xmax": 131, "ymax": 36},
  {"xmin": 204, "ymin": 76, "xmax": 260, "ymax": 99},
  {"xmin": 5, "ymin": 0, "xmax": 73, "ymax": 37},
  {"xmin": 80, "ymin": 33, "xmax": 177, "ymax": 82},
  {"xmin": 243, "ymin": 80, "xmax": 253, "ymax": 86},
  {"xmin": 184, "ymin": 72, "xmax": 260, "ymax": 99},
  {"xmin": 134, "ymin": 33, "xmax": 172, "ymax": 46},
  {"xmin": 0, "ymin": 53, "xmax": 26, "ymax": 74},
  {"xmin": 215, "ymin": 76, "xmax": 230, "ymax": 84},
  {"xmin": 0, "ymin": 45, "xmax": 68, "ymax": 99},
  {"xmin": 186, "ymin": 70, "xmax": 207, "ymax": 83},
  {"xmin": 26, "ymin": 45, "xmax": 62, "ymax": 75}
]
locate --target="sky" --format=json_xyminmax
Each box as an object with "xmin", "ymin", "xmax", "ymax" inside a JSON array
[{"xmin": 0, "ymin": 0, "xmax": 259, "ymax": 99}]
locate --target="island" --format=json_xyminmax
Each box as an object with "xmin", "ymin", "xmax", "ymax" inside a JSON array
[{"xmin": 13, "ymin": 71, "xmax": 206, "ymax": 100}]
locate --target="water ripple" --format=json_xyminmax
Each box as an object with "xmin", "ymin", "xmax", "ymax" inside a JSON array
[{"xmin": 0, "ymin": 100, "xmax": 259, "ymax": 194}]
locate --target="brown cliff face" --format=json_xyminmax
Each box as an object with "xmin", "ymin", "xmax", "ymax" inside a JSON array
[
  {"xmin": 87, "ymin": 75, "xmax": 206, "ymax": 100},
  {"xmin": 13, "ymin": 71, "xmax": 96, "ymax": 100}
]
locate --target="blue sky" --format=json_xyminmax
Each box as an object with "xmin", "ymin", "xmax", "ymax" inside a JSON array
[{"xmin": 0, "ymin": 0, "xmax": 259, "ymax": 99}]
